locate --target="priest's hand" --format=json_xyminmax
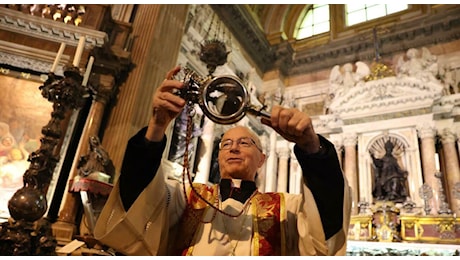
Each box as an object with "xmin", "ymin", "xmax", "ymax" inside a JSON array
[
  {"xmin": 146, "ymin": 66, "xmax": 186, "ymax": 142},
  {"xmin": 261, "ymin": 105, "xmax": 321, "ymax": 154}
]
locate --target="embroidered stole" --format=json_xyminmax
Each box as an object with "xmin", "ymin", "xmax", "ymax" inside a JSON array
[{"xmin": 176, "ymin": 183, "xmax": 285, "ymax": 256}]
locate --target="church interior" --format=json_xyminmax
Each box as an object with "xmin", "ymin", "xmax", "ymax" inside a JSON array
[{"xmin": 0, "ymin": 4, "xmax": 460, "ymax": 255}]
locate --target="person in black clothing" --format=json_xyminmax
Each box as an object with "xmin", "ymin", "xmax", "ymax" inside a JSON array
[{"xmin": 94, "ymin": 66, "xmax": 351, "ymax": 256}]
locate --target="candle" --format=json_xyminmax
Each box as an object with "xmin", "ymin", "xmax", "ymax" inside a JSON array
[
  {"xmin": 434, "ymin": 153, "xmax": 440, "ymax": 171},
  {"xmin": 72, "ymin": 36, "xmax": 86, "ymax": 67},
  {"xmin": 82, "ymin": 56, "xmax": 94, "ymax": 87},
  {"xmin": 50, "ymin": 42, "xmax": 66, "ymax": 73}
]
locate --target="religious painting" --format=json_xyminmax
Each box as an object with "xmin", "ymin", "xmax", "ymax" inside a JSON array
[{"xmin": 0, "ymin": 73, "xmax": 53, "ymax": 219}]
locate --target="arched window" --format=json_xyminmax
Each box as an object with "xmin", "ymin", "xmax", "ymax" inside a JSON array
[
  {"xmin": 296, "ymin": 4, "xmax": 330, "ymax": 40},
  {"xmin": 346, "ymin": 4, "xmax": 408, "ymax": 26}
]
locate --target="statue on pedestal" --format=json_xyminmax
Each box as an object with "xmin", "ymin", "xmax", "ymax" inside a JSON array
[
  {"xmin": 370, "ymin": 140, "xmax": 409, "ymax": 203},
  {"xmin": 77, "ymin": 136, "xmax": 115, "ymax": 182}
]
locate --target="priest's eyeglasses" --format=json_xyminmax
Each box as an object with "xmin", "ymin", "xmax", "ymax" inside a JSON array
[{"xmin": 219, "ymin": 137, "xmax": 262, "ymax": 151}]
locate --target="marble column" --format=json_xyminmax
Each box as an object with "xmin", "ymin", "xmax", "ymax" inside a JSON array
[
  {"xmin": 265, "ymin": 130, "xmax": 278, "ymax": 192},
  {"xmin": 276, "ymin": 144, "xmax": 290, "ymax": 193},
  {"xmin": 102, "ymin": 5, "xmax": 189, "ymax": 175},
  {"xmin": 457, "ymin": 135, "xmax": 460, "ymax": 160},
  {"xmin": 329, "ymin": 135, "xmax": 344, "ymax": 170},
  {"xmin": 439, "ymin": 128, "xmax": 460, "ymax": 214},
  {"xmin": 405, "ymin": 145, "xmax": 424, "ymax": 207},
  {"xmin": 289, "ymin": 145, "xmax": 301, "ymax": 194},
  {"xmin": 334, "ymin": 142, "xmax": 344, "ymax": 170},
  {"xmin": 456, "ymin": 127, "xmax": 460, "ymax": 159},
  {"xmin": 343, "ymin": 133, "xmax": 358, "ymax": 215},
  {"xmin": 416, "ymin": 123, "xmax": 440, "ymax": 214},
  {"xmin": 194, "ymin": 117, "xmax": 215, "ymax": 184},
  {"xmin": 257, "ymin": 134, "xmax": 269, "ymax": 192}
]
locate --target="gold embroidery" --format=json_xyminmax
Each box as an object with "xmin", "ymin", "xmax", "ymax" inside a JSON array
[
  {"xmin": 280, "ymin": 193, "xmax": 286, "ymax": 256},
  {"xmin": 252, "ymin": 196, "xmax": 259, "ymax": 256}
]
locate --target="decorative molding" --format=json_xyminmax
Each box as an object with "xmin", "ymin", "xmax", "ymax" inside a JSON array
[
  {"xmin": 343, "ymin": 133, "xmax": 358, "ymax": 146},
  {"xmin": 211, "ymin": 5, "xmax": 460, "ymax": 77},
  {"xmin": 440, "ymin": 128, "xmax": 457, "ymax": 144},
  {"xmin": 210, "ymin": 4, "xmax": 274, "ymax": 72},
  {"xmin": 0, "ymin": 8, "xmax": 107, "ymax": 47},
  {"xmin": 329, "ymin": 77, "xmax": 444, "ymax": 118},
  {"xmin": 304, "ymin": 46, "xmax": 460, "ymax": 136},
  {"xmin": 0, "ymin": 8, "xmax": 109, "ymax": 75},
  {"xmin": 321, "ymin": 46, "xmax": 451, "ymax": 127},
  {"xmin": 0, "ymin": 41, "xmax": 71, "ymax": 75},
  {"xmin": 0, "ymin": 51, "xmax": 61, "ymax": 76},
  {"xmin": 416, "ymin": 123, "xmax": 437, "ymax": 139}
]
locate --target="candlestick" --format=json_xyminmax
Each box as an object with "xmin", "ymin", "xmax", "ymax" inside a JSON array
[
  {"xmin": 435, "ymin": 153, "xmax": 440, "ymax": 171},
  {"xmin": 82, "ymin": 56, "xmax": 94, "ymax": 87},
  {"xmin": 50, "ymin": 42, "xmax": 66, "ymax": 73},
  {"xmin": 72, "ymin": 36, "xmax": 86, "ymax": 67}
]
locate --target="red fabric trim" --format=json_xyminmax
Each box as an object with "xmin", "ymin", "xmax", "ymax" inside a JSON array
[
  {"xmin": 69, "ymin": 178, "xmax": 113, "ymax": 195},
  {"xmin": 254, "ymin": 193, "xmax": 282, "ymax": 256}
]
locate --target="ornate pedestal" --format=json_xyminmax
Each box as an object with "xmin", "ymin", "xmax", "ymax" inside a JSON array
[
  {"xmin": 348, "ymin": 202, "xmax": 460, "ymax": 255},
  {"xmin": 400, "ymin": 215, "xmax": 460, "ymax": 243},
  {"xmin": 348, "ymin": 215, "xmax": 374, "ymax": 241}
]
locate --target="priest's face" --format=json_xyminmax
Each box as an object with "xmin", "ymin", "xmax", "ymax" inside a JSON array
[{"xmin": 218, "ymin": 126, "xmax": 266, "ymax": 181}]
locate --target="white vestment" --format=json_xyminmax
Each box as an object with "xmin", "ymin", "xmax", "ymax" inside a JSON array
[{"xmin": 94, "ymin": 159, "xmax": 351, "ymax": 256}]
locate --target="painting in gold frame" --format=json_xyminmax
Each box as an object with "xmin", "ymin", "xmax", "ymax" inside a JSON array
[{"xmin": 0, "ymin": 72, "xmax": 53, "ymax": 219}]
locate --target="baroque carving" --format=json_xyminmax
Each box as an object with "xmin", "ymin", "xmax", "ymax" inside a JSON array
[
  {"xmin": 211, "ymin": 5, "xmax": 460, "ymax": 76},
  {"xmin": 327, "ymin": 47, "xmax": 444, "ymax": 121},
  {"xmin": 0, "ymin": 52, "xmax": 61, "ymax": 75},
  {"xmin": 0, "ymin": 8, "xmax": 107, "ymax": 47}
]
